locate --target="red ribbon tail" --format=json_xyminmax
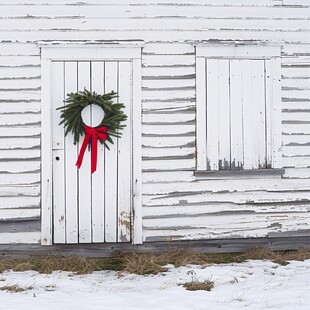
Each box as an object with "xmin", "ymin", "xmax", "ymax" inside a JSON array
[
  {"xmin": 91, "ymin": 133, "xmax": 98, "ymax": 174},
  {"xmin": 76, "ymin": 133, "xmax": 91, "ymax": 169}
]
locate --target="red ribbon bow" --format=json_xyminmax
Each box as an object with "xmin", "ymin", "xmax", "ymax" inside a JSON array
[{"xmin": 76, "ymin": 125, "xmax": 107, "ymax": 174}]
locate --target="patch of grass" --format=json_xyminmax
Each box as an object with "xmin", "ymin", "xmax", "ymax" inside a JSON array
[
  {"xmin": 118, "ymin": 249, "xmax": 248, "ymax": 275},
  {"xmin": 0, "ymin": 256, "xmax": 123, "ymax": 275},
  {"xmin": 181, "ymin": 269, "xmax": 214, "ymax": 291},
  {"xmin": 180, "ymin": 269, "xmax": 214, "ymax": 291},
  {"xmin": 117, "ymin": 252, "xmax": 168, "ymax": 275},
  {"xmin": 183, "ymin": 279, "xmax": 214, "ymax": 291},
  {"xmin": 273, "ymin": 260, "xmax": 290, "ymax": 266},
  {"xmin": 241, "ymin": 248, "xmax": 310, "ymax": 266},
  {"xmin": 0, "ymin": 248, "xmax": 309, "ymax": 275},
  {"xmin": 0, "ymin": 285, "xmax": 33, "ymax": 293}
]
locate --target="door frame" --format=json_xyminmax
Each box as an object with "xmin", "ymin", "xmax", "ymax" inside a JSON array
[{"xmin": 40, "ymin": 44, "xmax": 142, "ymax": 245}]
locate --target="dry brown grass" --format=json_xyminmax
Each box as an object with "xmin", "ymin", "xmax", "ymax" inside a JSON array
[
  {"xmin": 118, "ymin": 252, "xmax": 168, "ymax": 275},
  {"xmin": 119, "ymin": 248, "xmax": 310, "ymax": 274},
  {"xmin": 0, "ymin": 248, "xmax": 309, "ymax": 275},
  {"xmin": 241, "ymin": 248, "xmax": 310, "ymax": 265},
  {"xmin": 0, "ymin": 285, "xmax": 33, "ymax": 293},
  {"xmin": 0, "ymin": 256, "xmax": 122, "ymax": 274},
  {"xmin": 182, "ymin": 279, "xmax": 214, "ymax": 291}
]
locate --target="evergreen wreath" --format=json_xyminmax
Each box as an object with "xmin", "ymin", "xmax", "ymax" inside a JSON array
[{"xmin": 57, "ymin": 88, "xmax": 127, "ymax": 150}]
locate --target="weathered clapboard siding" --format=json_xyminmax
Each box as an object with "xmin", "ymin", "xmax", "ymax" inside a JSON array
[
  {"xmin": 0, "ymin": 2, "xmax": 309, "ymax": 43},
  {"xmin": 142, "ymin": 43, "xmax": 309, "ymax": 240},
  {"xmin": 142, "ymin": 45, "xmax": 196, "ymax": 176},
  {"xmin": 0, "ymin": 0, "xmax": 309, "ymax": 245},
  {"xmin": 281, "ymin": 45, "xmax": 310, "ymax": 180},
  {"xmin": 141, "ymin": 41, "xmax": 310, "ymax": 241},
  {"xmin": 0, "ymin": 45, "xmax": 41, "ymax": 244}
]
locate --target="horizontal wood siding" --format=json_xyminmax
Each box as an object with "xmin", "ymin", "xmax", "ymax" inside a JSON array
[
  {"xmin": 0, "ymin": 0, "xmax": 309, "ymax": 244},
  {"xmin": 0, "ymin": 44, "xmax": 41, "ymax": 244}
]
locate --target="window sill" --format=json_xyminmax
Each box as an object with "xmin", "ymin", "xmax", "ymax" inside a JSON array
[{"xmin": 194, "ymin": 168, "xmax": 285, "ymax": 180}]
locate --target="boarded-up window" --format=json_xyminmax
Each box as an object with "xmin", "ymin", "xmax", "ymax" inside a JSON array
[{"xmin": 196, "ymin": 46, "xmax": 282, "ymax": 172}]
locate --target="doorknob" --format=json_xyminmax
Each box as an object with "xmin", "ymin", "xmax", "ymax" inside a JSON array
[{"xmin": 55, "ymin": 156, "xmax": 60, "ymax": 161}]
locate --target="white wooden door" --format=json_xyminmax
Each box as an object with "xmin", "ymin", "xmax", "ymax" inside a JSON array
[{"xmin": 51, "ymin": 60, "xmax": 132, "ymax": 244}]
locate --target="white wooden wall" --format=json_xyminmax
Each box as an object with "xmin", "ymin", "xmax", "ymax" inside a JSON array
[
  {"xmin": 0, "ymin": 0, "xmax": 309, "ymax": 243},
  {"xmin": 0, "ymin": 43, "xmax": 41, "ymax": 244}
]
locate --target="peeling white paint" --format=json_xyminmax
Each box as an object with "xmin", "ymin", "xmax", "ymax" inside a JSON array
[{"xmin": 0, "ymin": 0, "xmax": 309, "ymax": 245}]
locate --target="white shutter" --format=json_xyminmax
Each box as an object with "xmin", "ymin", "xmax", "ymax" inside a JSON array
[{"xmin": 197, "ymin": 54, "xmax": 279, "ymax": 171}]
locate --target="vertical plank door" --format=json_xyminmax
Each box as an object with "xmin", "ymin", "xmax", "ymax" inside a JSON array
[{"xmin": 51, "ymin": 60, "xmax": 132, "ymax": 244}]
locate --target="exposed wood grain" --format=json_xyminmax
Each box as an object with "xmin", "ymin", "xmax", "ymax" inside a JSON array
[
  {"xmin": 142, "ymin": 204, "xmax": 310, "ymax": 219},
  {"xmin": 0, "ymin": 220, "xmax": 40, "ymax": 234},
  {"xmin": 142, "ymin": 190, "xmax": 310, "ymax": 207},
  {"xmin": 145, "ymin": 228, "xmax": 309, "ymax": 242},
  {"xmin": 142, "ymin": 177, "xmax": 310, "ymax": 192},
  {"xmin": 142, "ymin": 212, "xmax": 310, "ymax": 241}
]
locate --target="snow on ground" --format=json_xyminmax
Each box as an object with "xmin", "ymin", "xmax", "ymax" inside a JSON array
[{"xmin": 0, "ymin": 259, "xmax": 310, "ymax": 310}]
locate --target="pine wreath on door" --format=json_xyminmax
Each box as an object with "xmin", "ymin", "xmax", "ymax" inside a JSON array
[{"xmin": 51, "ymin": 61, "xmax": 132, "ymax": 244}]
